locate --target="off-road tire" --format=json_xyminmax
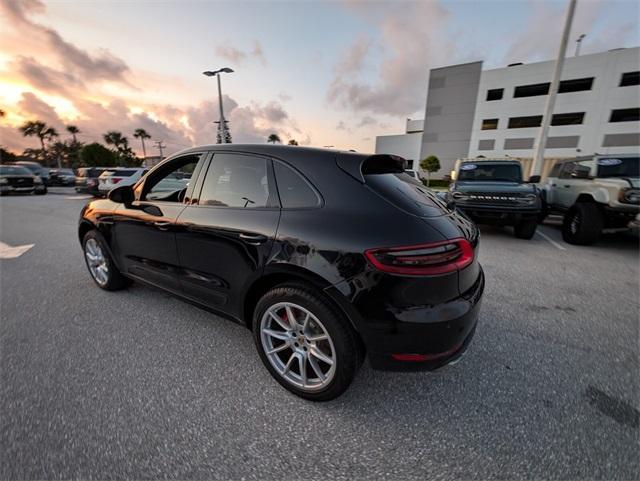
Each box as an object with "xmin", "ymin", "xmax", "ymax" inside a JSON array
[{"xmin": 562, "ymin": 202, "xmax": 603, "ymax": 245}]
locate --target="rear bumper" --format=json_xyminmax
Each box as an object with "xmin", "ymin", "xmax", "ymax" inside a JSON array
[{"xmin": 331, "ymin": 268, "xmax": 484, "ymax": 372}]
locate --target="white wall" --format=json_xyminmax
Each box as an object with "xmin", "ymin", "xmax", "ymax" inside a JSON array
[
  {"xmin": 375, "ymin": 132, "xmax": 423, "ymax": 166},
  {"xmin": 468, "ymin": 47, "xmax": 640, "ymax": 159}
]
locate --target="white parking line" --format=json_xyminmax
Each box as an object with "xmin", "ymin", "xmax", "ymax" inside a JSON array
[
  {"xmin": 536, "ymin": 229, "xmax": 567, "ymax": 251},
  {"xmin": 0, "ymin": 241, "xmax": 34, "ymax": 259},
  {"xmin": 63, "ymin": 195, "xmax": 92, "ymax": 200}
]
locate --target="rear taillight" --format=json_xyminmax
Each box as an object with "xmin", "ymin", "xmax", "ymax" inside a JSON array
[
  {"xmin": 111, "ymin": 178, "xmax": 122, "ymax": 184},
  {"xmin": 364, "ymin": 238, "xmax": 473, "ymax": 275}
]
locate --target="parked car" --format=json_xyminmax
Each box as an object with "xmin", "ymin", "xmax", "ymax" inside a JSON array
[
  {"xmin": 541, "ymin": 154, "xmax": 639, "ymax": 245},
  {"xmin": 75, "ymin": 167, "xmax": 114, "ymax": 196},
  {"xmin": 78, "ymin": 145, "xmax": 484, "ymax": 400},
  {"xmin": 97, "ymin": 167, "xmax": 147, "ymax": 196},
  {"xmin": 12, "ymin": 161, "xmax": 50, "ymax": 186},
  {"xmin": 49, "ymin": 168, "xmax": 76, "ymax": 186},
  {"xmin": 0, "ymin": 164, "xmax": 47, "ymax": 195},
  {"xmin": 447, "ymin": 159, "xmax": 541, "ymax": 239},
  {"xmin": 404, "ymin": 169, "xmax": 421, "ymax": 181}
]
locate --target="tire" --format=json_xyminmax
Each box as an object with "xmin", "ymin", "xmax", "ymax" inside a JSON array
[
  {"xmin": 252, "ymin": 283, "xmax": 363, "ymax": 401},
  {"xmin": 34, "ymin": 187, "xmax": 46, "ymax": 195},
  {"xmin": 562, "ymin": 202, "xmax": 603, "ymax": 245},
  {"xmin": 514, "ymin": 219, "xmax": 537, "ymax": 239},
  {"xmin": 82, "ymin": 230, "xmax": 130, "ymax": 291}
]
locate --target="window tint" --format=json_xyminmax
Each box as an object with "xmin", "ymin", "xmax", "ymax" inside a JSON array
[
  {"xmin": 558, "ymin": 77, "xmax": 593, "ymax": 93},
  {"xmin": 481, "ymin": 118, "xmax": 499, "ymax": 130},
  {"xmin": 457, "ymin": 163, "xmax": 522, "ymax": 183},
  {"xmin": 548, "ymin": 163, "xmax": 562, "ymax": 178},
  {"xmin": 551, "ymin": 112, "xmax": 584, "ymax": 125},
  {"xmin": 597, "ymin": 157, "xmax": 639, "ymax": 178},
  {"xmin": 0, "ymin": 166, "xmax": 32, "ymax": 175},
  {"xmin": 559, "ymin": 162, "xmax": 576, "ymax": 179},
  {"xmin": 508, "ymin": 115, "xmax": 542, "ymax": 128},
  {"xmin": 514, "ymin": 83, "xmax": 549, "ymax": 98},
  {"xmin": 273, "ymin": 161, "xmax": 319, "ymax": 208},
  {"xmin": 620, "ymin": 71, "xmax": 640, "ymax": 87},
  {"xmin": 513, "ymin": 77, "xmax": 593, "ymax": 98},
  {"xmin": 486, "ymin": 88, "xmax": 503, "ymax": 101},
  {"xmin": 609, "ymin": 108, "xmax": 640, "ymax": 122},
  {"xmin": 200, "ymin": 153, "xmax": 270, "ymax": 208}
]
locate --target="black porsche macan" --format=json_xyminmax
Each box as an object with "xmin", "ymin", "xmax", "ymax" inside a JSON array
[{"xmin": 79, "ymin": 145, "xmax": 484, "ymax": 400}]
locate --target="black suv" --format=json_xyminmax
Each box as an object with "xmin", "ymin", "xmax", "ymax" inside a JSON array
[
  {"xmin": 448, "ymin": 160, "xmax": 541, "ymax": 239},
  {"xmin": 78, "ymin": 145, "xmax": 484, "ymax": 400}
]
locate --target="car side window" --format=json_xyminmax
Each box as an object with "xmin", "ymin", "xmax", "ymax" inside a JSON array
[
  {"xmin": 559, "ymin": 162, "xmax": 576, "ymax": 179},
  {"xmin": 142, "ymin": 154, "xmax": 203, "ymax": 202},
  {"xmin": 548, "ymin": 163, "xmax": 562, "ymax": 178},
  {"xmin": 199, "ymin": 153, "xmax": 272, "ymax": 208},
  {"xmin": 273, "ymin": 161, "xmax": 321, "ymax": 208}
]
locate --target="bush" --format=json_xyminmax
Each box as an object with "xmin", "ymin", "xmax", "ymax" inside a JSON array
[
  {"xmin": 421, "ymin": 178, "xmax": 451, "ymax": 188},
  {"xmin": 80, "ymin": 143, "xmax": 117, "ymax": 167}
]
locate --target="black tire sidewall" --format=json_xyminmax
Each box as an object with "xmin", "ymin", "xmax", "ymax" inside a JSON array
[
  {"xmin": 514, "ymin": 219, "xmax": 537, "ymax": 239},
  {"xmin": 252, "ymin": 284, "xmax": 360, "ymax": 401},
  {"xmin": 562, "ymin": 203, "xmax": 602, "ymax": 245}
]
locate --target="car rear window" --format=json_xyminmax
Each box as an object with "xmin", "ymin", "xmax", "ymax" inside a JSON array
[{"xmin": 364, "ymin": 173, "xmax": 448, "ymax": 217}]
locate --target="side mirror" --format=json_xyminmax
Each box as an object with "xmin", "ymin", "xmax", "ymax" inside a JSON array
[
  {"xmin": 528, "ymin": 175, "xmax": 541, "ymax": 183},
  {"xmin": 108, "ymin": 184, "xmax": 134, "ymax": 205},
  {"xmin": 571, "ymin": 166, "xmax": 591, "ymax": 179}
]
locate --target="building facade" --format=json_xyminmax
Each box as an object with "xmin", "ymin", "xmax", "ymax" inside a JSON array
[{"xmin": 375, "ymin": 47, "xmax": 640, "ymax": 178}]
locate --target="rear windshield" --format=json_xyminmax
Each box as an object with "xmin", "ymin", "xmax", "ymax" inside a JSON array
[
  {"xmin": 596, "ymin": 157, "xmax": 639, "ymax": 178},
  {"xmin": 458, "ymin": 163, "xmax": 522, "ymax": 183},
  {"xmin": 112, "ymin": 169, "xmax": 139, "ymax": 177},
  {"xmin": 365, "ymin": 173, "xmax": 448, "ymax": 217},
  {"xmin": 1, "ymin": 166, "xmax": 32, "ymax": 176}
]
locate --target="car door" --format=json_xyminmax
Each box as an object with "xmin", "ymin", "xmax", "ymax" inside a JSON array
[
  {"xmin": 111, "ymin": 152, "xmax": 207, "ymax": 292},
  {"xmin": 555, "ymin": 162, "xmax": 577, "ymax": 209},
  {"xmin": 175, "ymin": 151, "xmax": 280, "ymax": 317}
]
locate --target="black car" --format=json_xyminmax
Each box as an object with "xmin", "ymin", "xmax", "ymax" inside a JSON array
[
  {"xmin": 78, "ymin": 145, "xmax": 484, "ymax": 400},
  {"xmin": 448, "ymin": 160, "xmax": 541, "ymax": 239},
  {"xmin": 13, "ymin": 161, "xmax": 50, "ymax": 186},
  {"xmin": 0, "ymin": 164, "xmax": 47, "ymax": 195},
  {"xmin": 75, "ymin": 167, "xmax": 115, "ymax": 196}
]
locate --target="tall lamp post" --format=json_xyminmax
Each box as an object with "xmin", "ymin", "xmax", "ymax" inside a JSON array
[{"xmin": 203, "ymin": 67, "xmax": 234, "ymax": 143}]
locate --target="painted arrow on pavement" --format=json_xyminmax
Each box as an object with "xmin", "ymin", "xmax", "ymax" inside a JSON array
[{"xmin": 0, "ymin": 241, "xmax": 34, "ymax": 259}]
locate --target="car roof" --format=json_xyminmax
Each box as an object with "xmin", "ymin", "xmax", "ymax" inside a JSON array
[{"xmin": 170, "ymin": 143, "xmax": 364, "ymax": 159}]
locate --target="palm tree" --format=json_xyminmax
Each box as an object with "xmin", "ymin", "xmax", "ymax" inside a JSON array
[
  {"xmin": 20, "ymin": 120, "xmax": 48, "ymax": 151},
  {"xmin": 103, "ymin": 131, "xmax": 129, "ymax": 151},
  {"xmin": 287, "ymin": 139, "xmax": 299, "ymax": 146},
  {"xmin": 267, "ymin": 133, "xmax": 281, "ymax": 144},
  {"xmin": 66, "ymin": 125, "xmax": 80, "ymax": 143},
  {"xmin": 133, "ymin": 128, "xmax": 151, "ymax": 158}
]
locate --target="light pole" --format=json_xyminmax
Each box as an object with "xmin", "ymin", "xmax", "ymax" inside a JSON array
[{"xmin": 203, "ymin": 68, "xmax": 234, "ymax": 143}]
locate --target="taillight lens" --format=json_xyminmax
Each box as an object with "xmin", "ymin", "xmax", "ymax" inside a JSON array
[{"xmin": 365, "ymin": 238, "xmax": 473, "ymax": 275}]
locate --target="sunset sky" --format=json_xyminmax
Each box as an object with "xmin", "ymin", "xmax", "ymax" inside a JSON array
[{"xmin": 1, "ymin": 0, "xmax": 638, "ymax": 157}]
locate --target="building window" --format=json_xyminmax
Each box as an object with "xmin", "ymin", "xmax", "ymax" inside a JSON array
[
  {"xmin": 478, "ymin": 139, "xmax": 495, "ymax": 150},
  {"xmin": 558, "ymin": 77, "xmax": 594, "ymax": 93},
  {"xmin": 508, "ymin": 115, "xmax": 542, "ymax": 128},
  {"xmin": 513, "ymin": 77, "xmax": 594, "ymax": 98},
  {"xmin": 609, "ymin": 108, "xmax": 640, "ymax": 123},
  {"xmin": 602, "ymin": 133, "xmax": 640, "ymax": 147},
  {"xmin": 551, "ymin": 112, "xmax": 585, "ymax": 125},
  {"xmin": 504, "ymin": 138, "xmax": 535, "ymax": 150},
  {"xmin": 620, "ymin": 71, "xmax": 640, "ymax": 87},
  {"xmin": 486, "ymin": 88, "xmax": 503, "ymax": 101},
  {"xmin": 514, "ymin": 83, "xmax": 549, "ymax": 98},
  {"xmin": 546, "ymin": 136, "xmax": 580, "ymax": 149},
  {"xmin": 481, "ymin": 118, "xmax": 499, "ymax": 130}
]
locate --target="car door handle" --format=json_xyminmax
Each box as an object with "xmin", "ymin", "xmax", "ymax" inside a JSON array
[
  {"xmin": 239, "ymin": 233, "xmax": 267, "ymax": 244},
  {"xmin": 154, "ymin": 221, "xmax": 172, "ymax": 231}
]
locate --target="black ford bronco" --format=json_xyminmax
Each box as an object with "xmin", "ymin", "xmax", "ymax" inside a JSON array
[{"xmin": 447, "ymin": 159, "xmax": 542, "ymax": 239}]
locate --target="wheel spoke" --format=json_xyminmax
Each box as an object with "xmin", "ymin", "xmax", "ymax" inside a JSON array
[
  {"xmin": 307, "ymin": 333, "xmax": 328, "ymax": 342},
  {"xmin": 301, "ymin": 312, "xmax": 311, "ymax": 332},
  {"xmin": 284, "ymin": 305, "xmax": 297, "ymax": 329},
  {"xmin": 282, "ymin": 353, "xmax": 296, "ymax": 375},
  {"xmin": 309, "ymin": 355, "xmax": 326, "ymax": 382},
  {"xmin": 263, "ymin": 328, "xmax": 289, "ymax": 341},
  {"xmin": 310, "ymin": 346, "xmax": 333, "ymax": 365},
  {"xmin": 266, "ymin": 341, "xmax": 291, "ymax": 355},
  {"xmin": 298, "ymin": 354, "xmax": 307, "ymax": 387}
]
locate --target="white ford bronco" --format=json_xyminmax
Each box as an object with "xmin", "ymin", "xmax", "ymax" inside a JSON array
[{"xmin": 541, "ymin": 154, "xmax": 639, "ymax": 245}]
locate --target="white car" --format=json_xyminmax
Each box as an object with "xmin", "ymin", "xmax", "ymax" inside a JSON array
[
  {"xmin": 405, "ymin": 169, "xmax": 421, "ymax": 181},
  {"xmin": 98, "ymin": 168, "xmax": 148, "ymax": 195}
]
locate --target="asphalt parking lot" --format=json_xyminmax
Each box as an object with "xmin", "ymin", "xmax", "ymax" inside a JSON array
[{"xmin": 1, "ymin": 189, "xmax": 638, "ymax": 481}]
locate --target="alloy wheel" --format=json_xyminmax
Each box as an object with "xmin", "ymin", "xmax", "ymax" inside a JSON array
[
  {"xmin": 84, "ymin": 238, "xmax": 109, "ymax": 286},
  {"xmin": 260, "ymin": 302, "xmax": 336, "ymax": 392}
]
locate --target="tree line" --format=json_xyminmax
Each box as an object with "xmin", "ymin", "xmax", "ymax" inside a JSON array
[{"xmin": 1, "ymin": 117, "xmax": 153, "ymax": 169}]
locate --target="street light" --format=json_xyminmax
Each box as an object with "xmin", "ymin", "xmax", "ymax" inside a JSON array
[{"xmin": 203, "ymin": 68, "xmax": 234, "ymax": 143}]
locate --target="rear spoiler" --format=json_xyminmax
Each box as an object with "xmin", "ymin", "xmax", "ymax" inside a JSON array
[{"xmin": 336, "ymin": 153, "xmax": 407, "ymax": 183}]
